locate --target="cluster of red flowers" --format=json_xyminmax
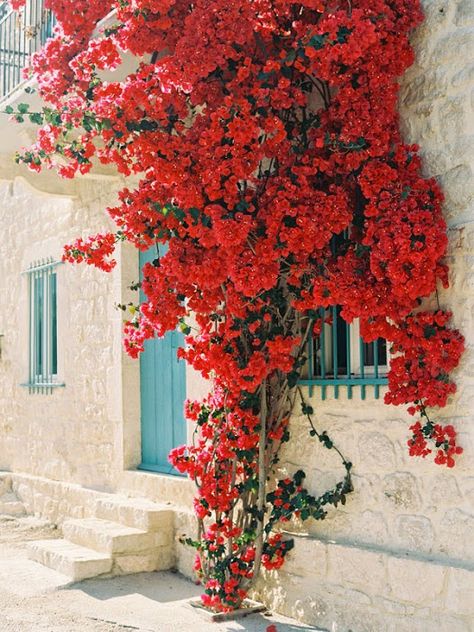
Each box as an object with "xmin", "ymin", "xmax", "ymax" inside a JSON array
[
  {"xmin": 408, "ymin": 421, "xmax": 463, "ymax": 468},
  {"xmin": 261, "ymin": 533, "xmax": 291, "ymax": 570},
  {"xmin": 386, "ymin": 311, "xmax": 464, "ymax": 411},
  {"xmin": 14, "ymin": 0, "xmax": 464, "ymax": 613},
  {"xmin": 62, "ymin": 232, "xmax": 116, "ymax": 271}
]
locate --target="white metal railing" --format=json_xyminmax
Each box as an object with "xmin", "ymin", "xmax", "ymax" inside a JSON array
[{"xmin": 0, "ymin": 0, "xmax": 54, "ymax": 100}]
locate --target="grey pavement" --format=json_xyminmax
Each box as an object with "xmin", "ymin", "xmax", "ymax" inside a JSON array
[{"xmin": 0, "ymin": 515, "xmax": 320, "ymax": 632}]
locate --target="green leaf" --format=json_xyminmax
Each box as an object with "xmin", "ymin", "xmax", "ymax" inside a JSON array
[
  {"xmin": 336, "ymin": 26, "xmax": 353, "ymax": 44},
  {"xmin": 172, "ymin": 207, "xmax": 186, "ymax": 222},
  {"xmin": 140, "ymin": 119, "xmax": 158, "ymax": 131},
  {"xmin": 17, "ymin": 103, "xmax": 30, "ymax": 114},
  {"xmin": 179, "ymin": 321, "xmax": 191, "ymax": 335},
  {"xmin": 309, "ymin": 34, "xmax": 328, "ymax": 50},
  {"xmin": 423, "ymin": 325, "xmax": 436, "ymax": 339},
  {"xmin": 4, "ymin": 105, "xmax": 14, "ymax": 114},
  {"xmin": 319, "ymin": 432, "xmax": 333, "ymax": 449},
  {"xmin": 287, "ymin": 370, "xmax": 299, "ymax": 388},
  {"xmin": 189, "ymin": 208, "xmax": 200, "ymax": 224},
  {"xmin": 283, "ymin": 215, "xmax": 297, "ymax": 227},
  {"xmin": 293, "ymin": 470, "xmax": 306, "ymax": 486},
  {"xmin": 301, "ymin": 402, "xmax": 314, "ymax": 416},
  {"xmin": 257, "ymin": 70, "xmax": 275, "ymax": 82},
  {"xmin": 29, "ymin": 112, "xmax": 44, "ymax": 125},
  {"xmin": 44, "ymin": 110, "xmax": 62, "ymax": 126}
]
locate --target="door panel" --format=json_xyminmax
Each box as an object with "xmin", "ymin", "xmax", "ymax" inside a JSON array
[{"xmin": 139, "ymin": 248, "xmax": 186, "ymax": 475}]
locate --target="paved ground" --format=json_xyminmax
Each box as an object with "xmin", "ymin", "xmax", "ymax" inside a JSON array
[{"xmin": 0, "ymin": 515, "xmax": 319, "ymax": 632}]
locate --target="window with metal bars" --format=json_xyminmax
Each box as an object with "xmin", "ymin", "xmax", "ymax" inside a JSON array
[
  {"xmin": 300, "ymin": 307, "xmax": 389, "ymax": 400},
  {"xmin": 0, "ymin": 0, "xmax": 55, "ymax": 100},
  {"xmin": 23, "ymin": 259, "xmax": 64, "ymax": 393}
]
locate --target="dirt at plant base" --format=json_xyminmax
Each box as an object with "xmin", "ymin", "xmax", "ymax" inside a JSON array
[{"xmin": 0, "ymin": 515, "xmax": 319, "ymax": 632}]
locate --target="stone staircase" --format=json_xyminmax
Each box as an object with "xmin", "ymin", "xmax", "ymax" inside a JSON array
[{"xmin": 27, "ymin": 496, "xmax": 175, "ymax": 581}]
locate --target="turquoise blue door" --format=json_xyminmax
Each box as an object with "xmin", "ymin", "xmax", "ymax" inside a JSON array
[{"xmin": 139, "ymin": 248, "xmax": 187, "ymax": 475}]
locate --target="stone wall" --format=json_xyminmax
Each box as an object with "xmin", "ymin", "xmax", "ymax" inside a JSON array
[
  {"xmin": 0, "ymin": 171, "xmax": 137, "ymax": 491},
  {"xmin": 257, "ymin": 2, "xmax": 474, "ymax": 629}
]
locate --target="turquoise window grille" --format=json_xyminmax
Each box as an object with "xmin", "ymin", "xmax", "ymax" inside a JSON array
[
  {"xmin": 23, "ymin": 258, "xmax": 64, "ymax": 393},
  {"xmin": 300, "ymin": 307, "xmax": 389, "ymax": 400}
]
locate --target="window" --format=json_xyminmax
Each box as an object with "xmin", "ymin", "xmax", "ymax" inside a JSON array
[
  {"xmin": 301, "ymin": 307, "xmax": 389, "ymax": 400},
  {"xmin": 23, "ymin": 259, "xmax": 64, "ymax": 393}
]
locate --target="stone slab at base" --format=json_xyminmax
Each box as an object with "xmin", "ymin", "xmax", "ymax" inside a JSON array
[
  {"xmin": 27, "ymin": 539, "xmax": 113, "ymax": 581},
  {"xmin": 189, "ymin": 598, "xmax": 267, "ymax": 622}
]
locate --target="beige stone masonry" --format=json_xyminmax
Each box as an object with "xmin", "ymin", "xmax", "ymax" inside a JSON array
[
  {"xmin": 256, "ymin": 535, "xmax": 474, "ymax": 632},
  {"xmin": 0, "ymin": 473, "xmax": 25, "ymax": 516}
]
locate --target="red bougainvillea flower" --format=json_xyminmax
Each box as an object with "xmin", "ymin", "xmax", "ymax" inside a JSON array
[{"xmin": 14, "ymin": 0, "xmax": 464, "ymax": 613}]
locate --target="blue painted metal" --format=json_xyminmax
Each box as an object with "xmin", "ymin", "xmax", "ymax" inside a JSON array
[
  {"xmin": 345, "ymin": 320, "xmax": 352, "ymax": 399},
  {"xmin": 303, "ymin": 307, "xmax": 388, "ymax": 400},
  {"xmin": 139, "ymin": 247, "xmax": 187, "ymax": 475},
  {"xmin": 359, "ymin": 335, "xmax": 366, "ymax": 400},
  {"xmin": 299, "ymin": 377, "xmax": 388, "ymax": 386},
  {"xmin": 0, "ymin": 0, "xmax": 55, "ymax": 100}
]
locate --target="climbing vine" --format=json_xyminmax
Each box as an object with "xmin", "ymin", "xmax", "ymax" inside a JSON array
[{"xmin": 9, "ymin": 0, "xmax": 464, "ymax": 613}]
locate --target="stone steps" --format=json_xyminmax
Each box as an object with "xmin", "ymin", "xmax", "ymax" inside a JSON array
[
  {"xmin": 62, "ymin": 517, "xmax": 171, "ymax": 554},
  {"xmin": 27, "ymin": 496, "xmax": 176, "ymax": 581},
  {"xmin": 27, "ymin": 539, "xmax": 113, "ymax": 581},
  {"xmin": 95, "ymin": 496, "xmax": 174, "ymax": 532}
]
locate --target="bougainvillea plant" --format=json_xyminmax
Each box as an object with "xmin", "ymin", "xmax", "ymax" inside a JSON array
[{"xmin": 8, "ymin": 0, "xmax": 465, "ymax": 612}]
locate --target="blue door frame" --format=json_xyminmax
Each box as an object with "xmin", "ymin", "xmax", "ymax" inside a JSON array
[{"xmin": 138, "ymin": 248, "xmax": 186, "ymax": 475}]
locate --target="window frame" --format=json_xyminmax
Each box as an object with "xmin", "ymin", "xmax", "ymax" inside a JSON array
[
  {"xmin": 22, "ymin": 258, "xmax": 65, "ymax": 394},
  {"xmin": 301, "ymin": 307, "xmax": 389, "ymax": 400}
]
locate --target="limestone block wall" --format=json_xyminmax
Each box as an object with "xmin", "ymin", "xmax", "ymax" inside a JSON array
[
  {"xmin": 257, "ymin": 2, "xmax": 474, "ymax": 630},
  {"xmin": 0, "ymin": 172, "xmax": 138, "ymax": 491}
]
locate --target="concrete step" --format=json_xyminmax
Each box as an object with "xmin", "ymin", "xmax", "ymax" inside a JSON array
[
  {"xmin": 27, "ymin": 539, "xmax": 113, "ymax": 581},
  {"xmin": 95, "ymin": 496, "xmax": 174, "ymax": 532},
  {"xmin": 62, "ymin": 518, "xmax": 171, "ymax": 554}
]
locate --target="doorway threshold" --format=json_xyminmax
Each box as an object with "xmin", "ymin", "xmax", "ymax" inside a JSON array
[{"xmin": 118, "ymin": 469, "xmax": 194, "ymax": 508}]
